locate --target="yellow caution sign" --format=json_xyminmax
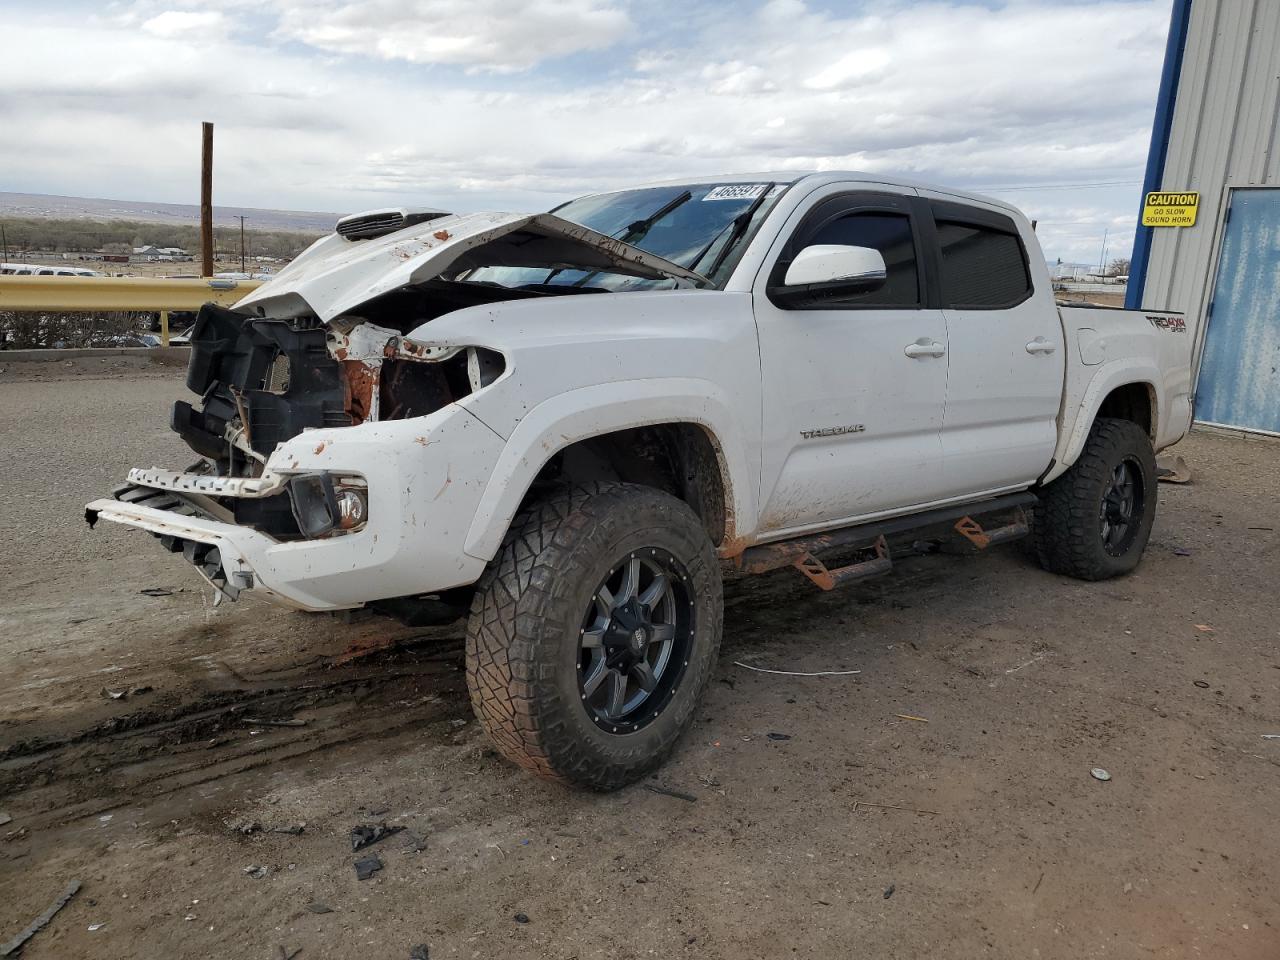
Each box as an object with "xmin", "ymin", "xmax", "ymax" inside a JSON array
[{"xmin": 1142, "ymin": 191, "xmax": 1199, "ymax": 227}]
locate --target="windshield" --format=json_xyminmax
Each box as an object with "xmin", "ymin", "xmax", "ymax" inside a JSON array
[{"xmin": 463, "ymin": 180, "xmax": 793, "ymax": 292}]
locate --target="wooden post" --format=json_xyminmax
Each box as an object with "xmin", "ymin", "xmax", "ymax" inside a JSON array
[
  {"xmin": 160, "ymin": 309, "xmax": 170, "ymax": 347},
  {"xmin": 200, "ymin": 122, "xmax": 214, "ymax": 278}
]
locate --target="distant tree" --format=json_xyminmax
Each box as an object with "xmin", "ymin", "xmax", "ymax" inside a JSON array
[{"xmin": 1108, "ymin": 257, "xmax": 1131, "ymax": 277}]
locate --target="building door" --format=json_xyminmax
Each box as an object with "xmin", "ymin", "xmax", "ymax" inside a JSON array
[{"xmin": 1197, "ymin": 188, "xmax": 1280, "ymax": 434}]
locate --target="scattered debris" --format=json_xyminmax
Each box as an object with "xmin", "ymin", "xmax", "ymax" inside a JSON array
[
  {"xmin": 277, "ymin": 947, "xmax": 302, "ymax": 960},
  {"xmin": 242, "ymin": 717, "xmax": 308, "ymax": 728},
  {"xmin": 852, "ymin": 800, "xmax": 939, "ymax": 816},
  {"xmin": 1247, "ymin": 526, "xmax": 1274, "ymax": 532},
  {"xmin": 0, "ymin": 813, "xmax": 10, "ymax": 827},
  {"xmin": 734, "ymin": 661, "xmax": 861, "ymax": 677},
  {"xmin": 231, "ymin": 820, "xmax": 263, "ymax": 836},
  {"xmin": 1, "ymin": 879, "xmax": 81, "ymax": 956},
  {"xmin": 766, "ymin": 732, "xmax": 792, "ymax": 741},
  {"xmin": 1173, "ymin": 547, "xmax": 1192, "ymax": 557},
  {"xmin": 139, "ymin": 587, "xmax": 173, "ymax": 597},
  {"xmin": 883, "ymin": 884, "xmax": 896, "ymax": 899},
  {"xmin": 1194, "ymin": 624, "xmax": 1214, "ymax": 633},
  {"xmin": 895, "ymin": 714, "xmax": 929, "ymax": 723},
  {"xmin": 513, "ymin": 913, "xmax": 530, "ymax": 925},
  {"xmin": 243, "ymin": 864, "xmax": 270, "ymax": 879},
  {"xmin": 696, "ymin": 774, "xmax": 721, "ymax": 788},
  {"xmin": 1261, "ymin": 735, "xmax": 1280, "ymax": 740},
  {"xmin": 101, "ymin": 686, "xmax": 153, "ymax": 701},
  {"xmin": 643, "ymin": 784, "xmax": 697, "ymax": 803},
  {"xmin": 271, "ymin": 824, "xmax": 306, "ymax": 836},
  {"xmin": 352, "ymin": 823, "xmax": 405, "ymax": 852},
  {"xmin": 305, "ymin": 902, "xmax": 334, "ymax": 914},
  {"xmin": 1193, "ymin": 680, "xmax": 1211, "ymax": 689},
  {"xmin": 1032, "ymin": 872, "xmax": 1045, "ymax": 894},
  {"xmin": 402, "ymin": 831, "xmax": 428, "ymax": 852},
  {"xmin": 1156, "ymin": 455, "xmax": 1192, "ymax": 484},
  {"xmin": 410, "ymin": 946, "xmax": 430, "ymax": 960},
  {"xmin": 354, "ymin": 855, "xmax": 383, "ymax": 880},
  {"xmin": 88, "ymin": 923, "xmax": 106, "ymax": 932},
  {"xmin": 1091, "ymin": 768, "xmax": 1112, "ymax": 782}
]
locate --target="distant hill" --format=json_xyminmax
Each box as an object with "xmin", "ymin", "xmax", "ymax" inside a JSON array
[{"xmin": 0, "ymin": 191, "xmax": 339, "ymax": 234}]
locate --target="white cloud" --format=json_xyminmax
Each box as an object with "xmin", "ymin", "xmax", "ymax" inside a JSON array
[
  {"xmin": 141, "ymin": 10, "xmax": 228, "ymax": 38},
  {"xmin": 0, "ymin": 1, "xmax": 1170, "ymax": 263},
  {"xmin": 272, "ymin": 0, "xmax": 631, "ymax": 71}
]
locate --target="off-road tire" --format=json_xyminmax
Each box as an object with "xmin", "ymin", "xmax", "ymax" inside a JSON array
[
  {"xmin": 465, "ymin": 482, "xmax": 722, "ymax": 790},
  {"xmin": 1033, "ymin": 417, "xmax": 1157, "ymax": 581}
]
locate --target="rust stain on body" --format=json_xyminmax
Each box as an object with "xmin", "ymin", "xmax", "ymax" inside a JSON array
[{"xmin": 341, "ymin": 359, "xmax": 380, "ymax": 424}]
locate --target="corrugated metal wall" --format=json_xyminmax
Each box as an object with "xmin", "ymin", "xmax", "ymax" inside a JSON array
[{"xmin": 1141, "ymin": 0, "xmax": 1280, "ymax": 348}]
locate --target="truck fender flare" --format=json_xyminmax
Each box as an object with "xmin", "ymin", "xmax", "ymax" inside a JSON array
[
  {"xmin": 1046, "ymin": 360, "xmax": 1161, "ymax": 483},
  {"xmin": 461, "ymin": 378, "xmax": 756, "ymax": 562}
]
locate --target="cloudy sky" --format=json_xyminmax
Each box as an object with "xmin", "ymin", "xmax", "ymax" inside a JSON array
[{"xmin": 1, "ymin": 0, "xmax": 1172, "ymax": 263}]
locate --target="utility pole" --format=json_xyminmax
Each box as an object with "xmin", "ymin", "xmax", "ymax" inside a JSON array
[
  {"xmin": 0, "ymin": 222, "xmax": 8, "ymax": 263},
  {"xmin": 236, "ymin": 215, "xmax": 247, "ymax": 273},
  {"xmin": 201, "ymin": 121, "xmax": 214, "ymax": 277},
  {"xmin": 1098, "ymin": 227, "xmax": 1109, "ymax": 276}
]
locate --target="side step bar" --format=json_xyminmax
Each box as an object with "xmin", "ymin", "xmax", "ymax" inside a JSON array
[{"xmin": 736, "ymin": 492, "xmax": 1035, "ymax": 591}]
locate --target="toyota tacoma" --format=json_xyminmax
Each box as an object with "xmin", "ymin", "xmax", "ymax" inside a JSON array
[{"xmin": 86, "ymin": 173, "xmax": 1194, "ymax": 789}]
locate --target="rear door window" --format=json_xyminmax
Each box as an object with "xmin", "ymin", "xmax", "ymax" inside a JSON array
[{"xmin": 931, "ymin": 204, "xmax": 1032, "ymax": 308}]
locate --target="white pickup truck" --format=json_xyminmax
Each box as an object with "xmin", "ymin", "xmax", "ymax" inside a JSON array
[{"xmin": 87, "ymin": 173, "xmax": 1193, "ymax": 789}]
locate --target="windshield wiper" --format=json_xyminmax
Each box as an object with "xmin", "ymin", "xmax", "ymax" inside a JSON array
[
  {"xmin": 617, "ymin": 190, "xmax": 692, "ymax": 247},
  {"xmin": 565, "ymin": 190, "xmax": 695, "ymax": 289},
  {"xmin": 545, "ymin": 190, "xmax": 695, "ymax": 287},
  {"xmin": 700, "ymin": 182, "xmax": 775, "ymax": 280}
]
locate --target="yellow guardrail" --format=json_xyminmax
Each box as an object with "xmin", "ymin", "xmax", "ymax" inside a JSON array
[
  {"xmin": 0, "ymin": 274, "xmax": 265, "ymax": 345},
  {"xmin": 0, "ymin": 275, "xmax": 263, "ymax": 312}
]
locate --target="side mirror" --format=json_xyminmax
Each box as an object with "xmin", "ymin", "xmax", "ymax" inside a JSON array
[{"xmin": 771, "ymin": 244, "xmax": 887, "ymax": 305}]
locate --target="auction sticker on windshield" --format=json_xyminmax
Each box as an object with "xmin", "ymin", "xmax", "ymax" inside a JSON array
[{"xmin": 703, "ymin": 184, "xmax": 770, "ymax": 201}]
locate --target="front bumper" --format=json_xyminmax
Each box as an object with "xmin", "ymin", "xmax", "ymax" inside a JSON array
[{"xmin": 86, "ymin": 407, "xmax": 505, "ymax": 611}]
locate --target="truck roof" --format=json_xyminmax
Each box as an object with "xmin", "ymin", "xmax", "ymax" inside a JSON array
[{"xmin": 622, "ymin": 171, "xmax": 1020, "ymax": 219}]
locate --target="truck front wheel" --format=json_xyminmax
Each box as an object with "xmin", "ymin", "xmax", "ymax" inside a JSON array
[
  {"xmin": 1033, "ymin": 417, "xmax": 1157, "ymax": 581},
  {"xmin": 465, "ymin": 482, "xmax": 722, "ymax": 790}
]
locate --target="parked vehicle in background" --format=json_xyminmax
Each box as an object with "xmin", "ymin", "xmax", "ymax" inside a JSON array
[
  {"xmin": 1, "ymin": 262, "xmax": 100, "ymax": 276},
  {"xmin": 87, "ymin": 173, "xmax": 1194, "ymax": 790}
]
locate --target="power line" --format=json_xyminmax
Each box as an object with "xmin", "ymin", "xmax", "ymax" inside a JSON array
[{"xmin": 975, "ymin": 179, "xmax": 1143, "ymax": 192}]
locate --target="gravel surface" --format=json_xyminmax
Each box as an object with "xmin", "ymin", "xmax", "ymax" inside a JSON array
[{"xmin": 0, "ymin": 365, "xmax": 1277, "ymax": 959}]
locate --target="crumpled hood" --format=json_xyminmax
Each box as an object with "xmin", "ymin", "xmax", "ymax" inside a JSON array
[{"xmin": 236, "ymin": 211, "xmax": 708, "ymax": 322}]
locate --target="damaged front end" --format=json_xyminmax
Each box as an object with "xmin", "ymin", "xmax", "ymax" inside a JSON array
[
  {"xmin": 85, "ymin": 209, "xmax": 704, "ymax": 612},
  {"xmin": 164, "ymin": 303, "xmax": 499, "ymax": 542}
]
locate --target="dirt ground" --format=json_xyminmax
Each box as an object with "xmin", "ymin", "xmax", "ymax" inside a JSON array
[{"xmin": 1, "ymin": 360, "xmax": 1277, "ymax": 960}]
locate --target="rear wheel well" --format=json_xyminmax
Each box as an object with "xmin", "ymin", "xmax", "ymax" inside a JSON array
[
  {"xmin": 1096, "ymin": 382, "xmax": 1154, "ymax": 438},
  {"xmin": 522, "ymin": 424, "xmax": 729, "ymax": 547}
]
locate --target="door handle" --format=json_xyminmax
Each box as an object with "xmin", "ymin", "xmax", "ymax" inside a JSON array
[
  {"xmin": 904, "ymin": 338, "xmax": 946, "ymax": 359},
  {"xmin": 1025, "ymin": 337, "xmax": 1056, "ymax": 355}
]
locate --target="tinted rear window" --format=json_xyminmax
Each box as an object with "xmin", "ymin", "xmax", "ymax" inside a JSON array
[{"xmin": 936, "ymin": 221, "xmax": 1030, "ymax": 307}]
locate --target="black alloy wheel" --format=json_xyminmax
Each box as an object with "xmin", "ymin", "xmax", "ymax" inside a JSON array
[{"xmin": 578, "ymin": 550, "xmax": 693, "ymax": 733}]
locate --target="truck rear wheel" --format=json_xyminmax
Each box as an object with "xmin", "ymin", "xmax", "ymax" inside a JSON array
[
  {"xmin": 1033, "ymin": 417, "xmax": 1157, "ymax": 581},
  {"xmin": 465, "ymin": 482, "xmax": 722, "ymax": 790}
]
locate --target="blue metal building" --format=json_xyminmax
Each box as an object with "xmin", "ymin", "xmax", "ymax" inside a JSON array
[{"xmin": 1129, "ymin": 0, "xmax": 1280, "ymax": 435}]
